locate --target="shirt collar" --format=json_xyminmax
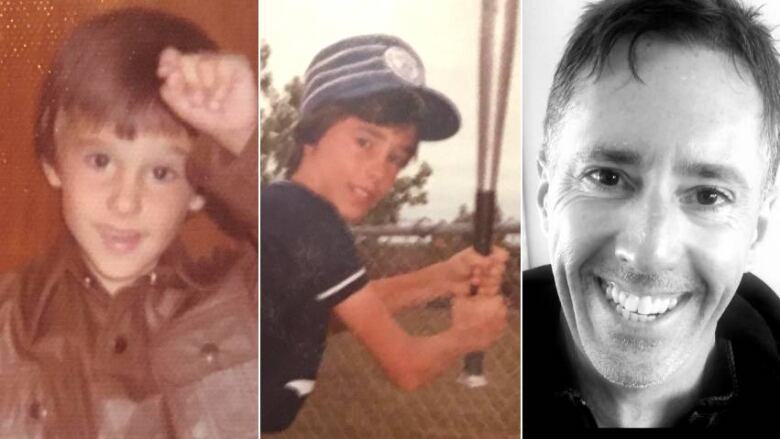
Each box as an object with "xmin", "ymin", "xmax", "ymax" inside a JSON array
[{"xmin": 53, "ymin": 232, "xmax": 209, "ymax": 296}]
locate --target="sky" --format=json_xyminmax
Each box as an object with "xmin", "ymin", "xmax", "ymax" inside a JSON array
[{"xmin": 260, "ymin": 0, "xmax": 521, "ymax": 223}]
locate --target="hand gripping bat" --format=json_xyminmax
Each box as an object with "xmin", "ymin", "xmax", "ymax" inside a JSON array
[{"xmin": 459, "ymin": 0, "xmax": 518, "ymax": 388}]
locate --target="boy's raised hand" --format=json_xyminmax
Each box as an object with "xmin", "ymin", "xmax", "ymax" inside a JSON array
[
  {"xmin": 440, "ymin": 246, "xmax": 509, "ymax": 298},
  {"xmin": 157, "ymin": 47, "xmax": 258, "ymax": 156}
]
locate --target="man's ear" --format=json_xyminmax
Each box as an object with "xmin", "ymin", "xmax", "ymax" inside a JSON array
[
  {"xmin": 41, "ymin": 160, "xmax": 62, "ymax": 188},
  {"xmin": 189, "ymin": 193, "xmax": 206, "ymax": 212},
  {"xmin": 746, "ymin": 185, "xmax": 778, "ymax": 271},
  {"xmin": 537, "ymin": 158, "xmax": 550, "ymax": 234}
]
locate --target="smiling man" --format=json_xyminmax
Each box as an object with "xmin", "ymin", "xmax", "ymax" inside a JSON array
[{"xmin": 524, "ymin": 0, "xmax": 780, "ymax": 429}]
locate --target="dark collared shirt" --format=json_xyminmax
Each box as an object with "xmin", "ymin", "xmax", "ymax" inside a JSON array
[{"xmin": 261, "ymin": 181, "xmax": 369, "ymax": 432}]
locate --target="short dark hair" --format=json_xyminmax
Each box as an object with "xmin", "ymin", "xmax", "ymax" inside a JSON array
[
  {"xmin": 35, "ymin": 7, "xmax": 218, "ymax": 163},
  {"xmin": 286, "ymin": 89, "xmax": 425, "ymax": 176},
  {"xmin": 542, "ymin": 0, "xmax": 780, "ymax": 185}
]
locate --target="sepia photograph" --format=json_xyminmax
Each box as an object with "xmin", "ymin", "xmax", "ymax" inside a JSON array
[
  {"xmin": 261, "ymin": 0, "xmax": 520, "ymax": 437},
  {"xmin": 0, "ymin": 0, "xmax": 258, "ymax": 437}
]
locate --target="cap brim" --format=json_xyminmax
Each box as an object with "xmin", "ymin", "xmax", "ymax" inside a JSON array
[{"xmin": 415, "ymin": 87, "xmax": 461, "ymax": 141}]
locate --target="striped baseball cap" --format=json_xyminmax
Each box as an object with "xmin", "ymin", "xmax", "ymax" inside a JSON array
[{"xmin": 300, "ymin": 34, "xmax": 460, "ymax": 141}]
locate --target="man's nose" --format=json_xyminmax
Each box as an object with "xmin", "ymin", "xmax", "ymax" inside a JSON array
[
  {"xmin": 614, "ymin": 193, "xmax": 683, "ymax": 272},
  {"xmin": 107, "ymin": 170, "xmax": 143, "ymax": 216}
]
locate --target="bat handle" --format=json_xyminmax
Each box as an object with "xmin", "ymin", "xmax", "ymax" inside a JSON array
[{"xmin": 459, "ymin": 190, "xmax": 495, "ymax": 388}]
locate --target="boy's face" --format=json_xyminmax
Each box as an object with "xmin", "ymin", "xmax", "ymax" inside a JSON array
[
  {"xmin": 43, "ymin": 116, "xmax": 204, "ymax": 293},
  {"xmin": 298, "ymin": 116, "xmax": 417, "ymax": 222}
]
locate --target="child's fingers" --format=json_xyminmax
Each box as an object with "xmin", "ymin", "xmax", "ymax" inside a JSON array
[
  {"xmin": 469, "ymin": 247, "xmax": 508, "ymax": 280},
  {"xmin": 160, "ymin": 80, "xmax": 189, "ymax": 116},
  {"xmin": 490, "ymin": 262, "xmax": 506, "ymax": 277},
  {"xmin": 191, "ymin": 56, "xmax": 221, "ymax": 109},
  {"xmin": 159, "ymin": 50, "xmax": 255, "ymax": 122},
  {"xmin": 209, "ymin": 56, "xmax": 239, "ymax": 109},
  {"xmin": 179, "ymin": 55, "xmax": 201, "ymax": 88},
  {"xmin": 489, "ymin": 245, "xmax": 510, "ymax": 263},
  {"xmin": 196, "ymin": 56, "xmax": 218, "ymax": 90},
  {"xmin": 157, "ymin": 47, "xmax": 181, "ymax": 78},
  {"xmin": 468, "ymin": 256, "xmax": 506, "ymax": 294},
  {"xmin": 470, "ymin": 273, "xmax": 503, "ymax": 296},
  {"xmin": 163, "ymin": 69, "xmax": 185, "ymax": 93},
  {"xmin": 483, "ymin": 263, "xmax": 506, "ymax": 279},
  {"xmin": 471, "ymin": 271, "xmax": 504, "ymax": 287},
  {"xmin": 462, "ymin": 248, "xmax": 489, "ymax": 269},
  {"xmin": 160, "ymin": 70, "xmax": 187, "ymax": 109},
  {"xmin": 476, "ymin": 285, "xmax": 502, "ymax": 297},
  {"xmin": 175, "ymin": 55, "xmax": 207, "ymax": 107}
]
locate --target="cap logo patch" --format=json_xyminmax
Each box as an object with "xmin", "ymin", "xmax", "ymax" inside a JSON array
[{"xmin": 383, "ymin": 46, "xmax": 423, "ymax": 86}]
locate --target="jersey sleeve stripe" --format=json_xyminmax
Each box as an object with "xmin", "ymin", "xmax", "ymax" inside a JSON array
[{"xmin": 315, "ymin": 268, "xmax": 367, "ymax": 302}]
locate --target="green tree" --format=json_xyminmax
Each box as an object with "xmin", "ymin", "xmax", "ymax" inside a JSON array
[
  {"xmin": 260, "ymin": 42, "xmax": 299, "ymax": 186},
  {"xmin": 260, "ymin": 42, "xmax": 432, "ymax": 224}
]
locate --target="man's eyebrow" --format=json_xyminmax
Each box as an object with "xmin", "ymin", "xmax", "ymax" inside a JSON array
[
  {"xmin": 676, "ymin": 162, "xmax": 749, "ymax": 188},
  {"xmin": 575, "ymin": 145, "xmax": 642, "ymax": 165}
]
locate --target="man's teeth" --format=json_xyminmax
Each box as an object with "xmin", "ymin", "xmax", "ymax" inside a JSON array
[
  {"xmin": 604, "ymin": 281, "xmax": 679, "ymax": 317},
  {"xmin": 353, "ymin": 187, "xmax": 370, "ymax": 199}
]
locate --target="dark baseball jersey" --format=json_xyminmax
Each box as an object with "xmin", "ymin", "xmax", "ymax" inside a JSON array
[{"xmin": 261, "ymin": 181, "xmax": 368, "ymax": 432}]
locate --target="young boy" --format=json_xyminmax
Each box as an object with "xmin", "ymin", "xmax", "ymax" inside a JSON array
[
  {"xmin": 0, "ymin": 8, "xmax": 258, "ymax": 438},
  {"xmin": 262, "ymin": 34, "xmax": 509, "ymax": 432}
]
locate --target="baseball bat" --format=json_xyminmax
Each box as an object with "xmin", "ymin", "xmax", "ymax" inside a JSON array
[{"xmin": 459, "ymin": 0, "xmax": 518, "ymax": 388}]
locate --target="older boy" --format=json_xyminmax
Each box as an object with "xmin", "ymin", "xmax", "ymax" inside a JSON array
[
  {"xmin": 0, "ymin": 8, "xmax": 257, "ymax": 438},
  {"xmin": 262, "ymin": 34, "xmax": 509, "ymax": 432}
]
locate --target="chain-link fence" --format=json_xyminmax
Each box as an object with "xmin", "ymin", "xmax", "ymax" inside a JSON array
[{"xmin": 271, "ymin": 220, "xmax": 520, "ymax": 438}]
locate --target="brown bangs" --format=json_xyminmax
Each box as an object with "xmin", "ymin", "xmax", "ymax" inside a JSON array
[{"xmin": 35, "ymin": 7, "xmax": 217, "ymax": 163}]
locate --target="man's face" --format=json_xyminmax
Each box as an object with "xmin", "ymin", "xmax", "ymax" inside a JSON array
[
  {"xmin": 539, "ymin": 40, "xmax": 773, "ymax": 387},
  {"xmin": 44, "ymin": 117, "xmax": 204, "ymax": 293},
  {"xmin": 298, "ymin": 116, "xmax": 417, "ymax": 222}
]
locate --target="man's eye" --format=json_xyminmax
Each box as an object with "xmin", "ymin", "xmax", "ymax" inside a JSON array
[
  {"xmin": 152, "ymin": 166, "xmax": 178, "ymax": 182},
  {"xmin": 689, "ymin": 187, "xmax": 732, "ymax": 207},
  {"xmin": 586, "ymin": 169, "xmax": 622, "ymax": 186},
  {"xmin": 86, "ymin": 153, "xmax": 110, "ymax": 169},
  {"xmin": 697, "ymin": 190, "xmax": 720, "ymax": 205}
]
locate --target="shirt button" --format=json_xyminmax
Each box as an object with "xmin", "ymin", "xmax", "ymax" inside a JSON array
[
  {"xmin": 113, "ymin": 336, "xmax": 128, "ymax": 354},
  {"xmin": 29, "ymin": 401, "xmax": 48, "ymax": 420},
  {"xmin": 200, "ymin": 342, "xmax": 219, "ymax": 364}
]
